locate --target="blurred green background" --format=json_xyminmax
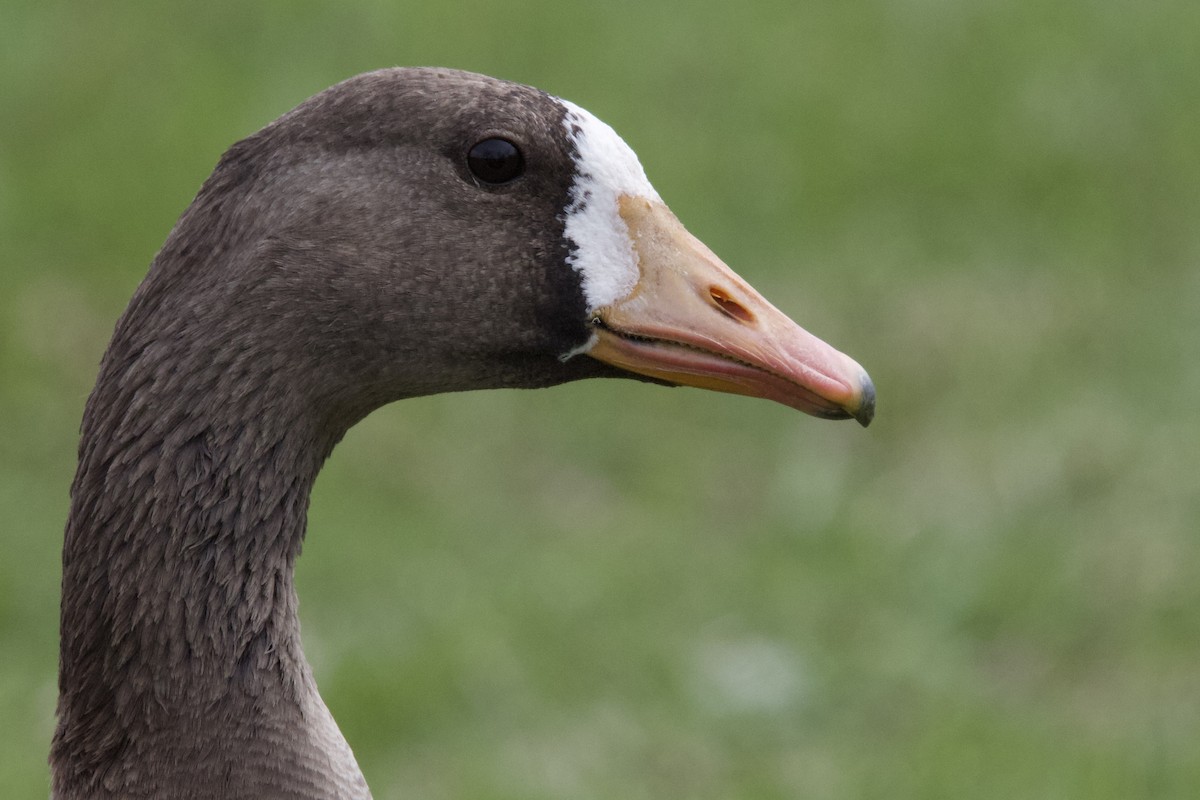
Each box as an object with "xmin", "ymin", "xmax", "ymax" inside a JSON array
[{"xmin": 3, "ymin": 0, "xmax": 1198, "ymax": 797}]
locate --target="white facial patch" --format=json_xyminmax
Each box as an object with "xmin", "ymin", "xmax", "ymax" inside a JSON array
[{"xmin": 558, "ymin": 99, "xmax": 661, "ymax": 315}]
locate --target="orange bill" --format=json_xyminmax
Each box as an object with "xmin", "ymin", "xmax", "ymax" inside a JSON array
[{"xmin": 586, "ymin": 196, "xmax": 875, "ymax": 426}]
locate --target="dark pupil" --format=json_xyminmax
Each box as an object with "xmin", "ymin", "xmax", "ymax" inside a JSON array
[{"xmin": 467, "ymin": 138, "xmax": 523, "ymax": 184}]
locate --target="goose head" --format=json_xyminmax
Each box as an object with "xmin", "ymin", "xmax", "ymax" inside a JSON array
[{"xmin": 120, "ymin": 67, "xmax": 871, "ymax": 429}]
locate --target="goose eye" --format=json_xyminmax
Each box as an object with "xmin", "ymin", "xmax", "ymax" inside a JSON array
[{"xmin": 467, "ymin": 138, "xmax": 524, "ymax": 184}]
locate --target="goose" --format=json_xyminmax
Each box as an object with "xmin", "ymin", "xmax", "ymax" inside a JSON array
[{"xmin": 52, "ymin": 67, "xmax": 875, "ymax": 799}]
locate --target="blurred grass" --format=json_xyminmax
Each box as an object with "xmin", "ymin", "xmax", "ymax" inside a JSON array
[{"xmin": 3, "ymin": 0, "xmax": 1199, "ymax": 797}]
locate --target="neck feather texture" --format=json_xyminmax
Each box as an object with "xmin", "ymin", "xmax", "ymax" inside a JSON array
[{"xmin": 52, "ymin": 300, "xmax": 370, "ymax": 799}]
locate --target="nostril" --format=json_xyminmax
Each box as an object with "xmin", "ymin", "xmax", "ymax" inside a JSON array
[{"xmin": 708, "ymin": 286, "xmax": 755, "ymax": 323}]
